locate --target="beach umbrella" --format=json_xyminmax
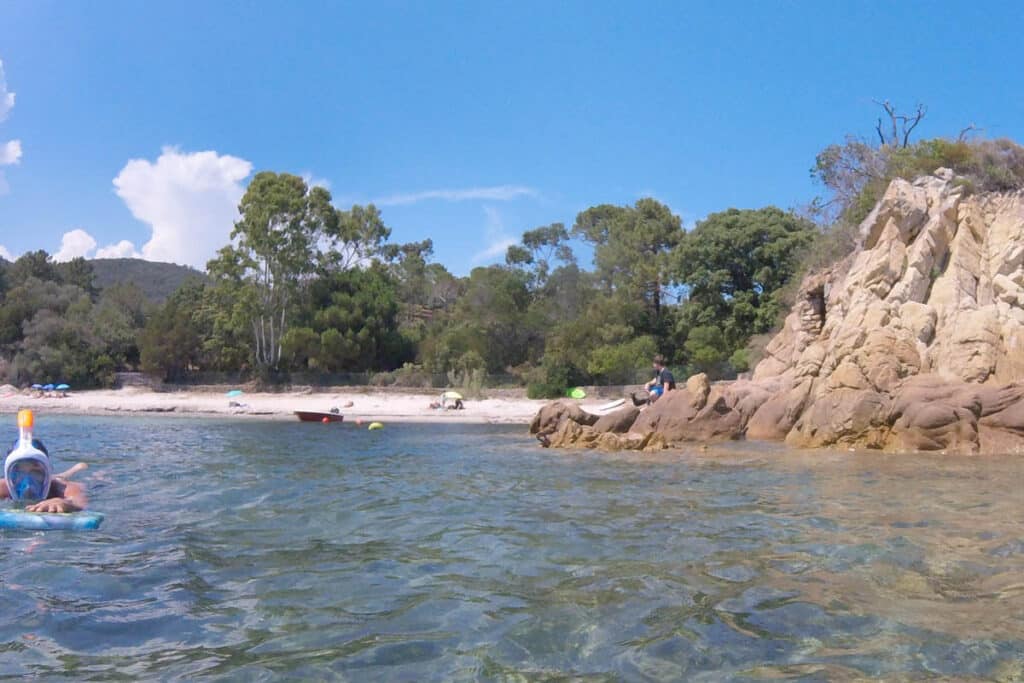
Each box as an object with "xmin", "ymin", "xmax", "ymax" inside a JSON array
[
  {"xmin": 56, "ymin": 384, "xmax": 70, "ymax": 391},
  {"xmin": 31, "ymin": 384, "xmax": 43, "ymax": 390},
  {"xmin": 441, "ymin": 390, "xmax": 463, "ymax": 400},
  {"xmin": 43, "ymin": 384, "xmax": 55, "ymax": 391},
  {"xmin": 226, "ymin": 389, "xmax": 244, "ymax": 398}
]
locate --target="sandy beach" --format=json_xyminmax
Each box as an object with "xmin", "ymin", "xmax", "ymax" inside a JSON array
[{"xmin": 0, "ymin": 385, "xmax": 566, "ymax": 425}]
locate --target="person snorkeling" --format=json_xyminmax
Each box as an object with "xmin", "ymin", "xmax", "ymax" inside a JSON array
[{"xmin": 1, "ymin": 410, "xmax": 87, "ymax": 513}]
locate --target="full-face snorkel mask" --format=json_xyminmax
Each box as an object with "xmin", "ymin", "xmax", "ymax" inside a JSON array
[{"xmin": 4, "ymin": 410, "xmax": 52, "ymax": 503}]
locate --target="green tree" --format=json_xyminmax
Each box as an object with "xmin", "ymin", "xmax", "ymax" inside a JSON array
[
  {"xmin": 91, "ymin": 282, "xmax": 148, "ymax": 367},
  {"xmin": 505, "ymin": 222, "xmax": 575, "ymax": 289},
  {"xmin": 207, "ymin": 172, "xmax": 337, "ymax": 370},
  {"xmin": 324, "ymin": 203, "xmax": 393, "ymax": 270},
  {"xmin": 280, "ymin": 326, "xmax": 320, "ymax": 369},
  {"xmin": 306, "ymin": 265, "xmax": 408, "ymax": 371},
  {"xmin": 56, "ymin": 257, "xmax": 98, "ymax": 298},
  {"xmin": 7, "ymin": 250, "xmax": 59, "ymax": 287},
  {"xmin": 675, "ymin": 207, "xmax": 815, "ymax": 356},
  {"xmin": 139, "ymin": 287, "xmax": 203, "ymax": 381},
  {"xmin": 572, "ymin": 198, "xmax": 682, "ymax": 326},
  {"xmin": 683, "ymin": 325, "xmax": 729, "ymax": 375}
]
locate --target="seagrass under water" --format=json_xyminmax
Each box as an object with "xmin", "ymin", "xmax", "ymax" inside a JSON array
[{"xmin": 0, "ymin": 415, "xmax": 1022, "ymax": 680}]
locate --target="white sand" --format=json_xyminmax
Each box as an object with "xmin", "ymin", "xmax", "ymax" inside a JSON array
[{"xmin": 0, "ymin": 386, "xmax": 561, "ymax": 425}]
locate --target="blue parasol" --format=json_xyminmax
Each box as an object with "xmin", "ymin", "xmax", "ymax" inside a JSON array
[
  {"xmin": 43, "ymin": 384, "xmax": 55, "ymax": 391},
  {"xmin": 31, "ymin": 384, "xmax": 43, "ymax": 389},
  {"xmin": 226, "ymin": 389, "xmax": 244, "ymax": 398},
  {"xmin": 56, "ymin": 384, "xmax": 70, "ymax": 391}
]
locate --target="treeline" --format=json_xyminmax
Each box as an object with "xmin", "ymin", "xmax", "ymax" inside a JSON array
[
  {"xmin": 4, "ymin": 132, "xmax": 1022, "ymax": 396},
  {"xmin": 0, "ymin": 188, "xmax": 814, "ymax": 395},
  {"xmin": 0, "ymin": 251, "xmax": 148, "ymax": 387}
]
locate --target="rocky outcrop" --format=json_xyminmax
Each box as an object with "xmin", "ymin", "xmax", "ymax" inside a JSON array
[{"xmin": 533, "ymin": 169, "xmax": 1024, "ymax": 454}]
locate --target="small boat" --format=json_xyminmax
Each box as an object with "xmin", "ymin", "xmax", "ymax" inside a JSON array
[{"xmin": 294, "ymin": 410, "xmax": 345, "ymax": 423}]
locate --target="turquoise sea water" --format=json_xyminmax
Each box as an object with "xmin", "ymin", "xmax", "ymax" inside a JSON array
[{"xmin": 1, "ymin": 415, "xmax": 1023, "ymax": 681}]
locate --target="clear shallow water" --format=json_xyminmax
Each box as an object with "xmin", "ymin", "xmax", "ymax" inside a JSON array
[{"xmin": 1, "ymin": 416, "xmax": 1023, "ymax": 681}]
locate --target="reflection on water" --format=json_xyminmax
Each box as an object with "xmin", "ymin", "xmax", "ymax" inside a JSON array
[{"xmin": 0, "ymin": 416, "xmax": 1022, "ymax": 680}]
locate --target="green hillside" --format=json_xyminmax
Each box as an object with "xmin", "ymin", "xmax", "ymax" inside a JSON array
[{"xmin": 89, "ymin": 258, "xmax": 205, "ymax": 302}]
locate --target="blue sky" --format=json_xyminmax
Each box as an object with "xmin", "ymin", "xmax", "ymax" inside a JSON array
[{"xmin": 1, "ymin": 1, "xmax": 1022, "ymax": 273}]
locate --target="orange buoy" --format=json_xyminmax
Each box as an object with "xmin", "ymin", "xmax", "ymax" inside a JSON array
[{"xmin": 321, "ymin": 417, "xmax": 330, "ymax": 424}]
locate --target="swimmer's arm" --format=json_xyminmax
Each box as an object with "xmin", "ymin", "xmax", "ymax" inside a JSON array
[
  {"xmin": 24, "ymin": 481, "xmax": 87, "ymax": 513},
  {"xmin": 60, "ymin": 480, "xmax": 88, "ymax": 511}
]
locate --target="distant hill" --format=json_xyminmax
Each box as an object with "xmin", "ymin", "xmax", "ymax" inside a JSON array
[{"xmin": 90, "ymin": 258, "xmax": 206, "ymax": 302}]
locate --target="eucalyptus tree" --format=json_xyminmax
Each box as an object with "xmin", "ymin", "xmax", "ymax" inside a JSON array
[
  {"xmin": 505, "ymin": 222, "xmax": 575, "ymax": 290},
  {"xmin": 207, "ymin": 172, "xmax": 337, "ymax": 370}
]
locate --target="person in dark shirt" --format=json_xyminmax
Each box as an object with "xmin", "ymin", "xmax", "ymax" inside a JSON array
[{"xmin": 643, "ymin": 354, "xmax": 676, "ymax": 403}]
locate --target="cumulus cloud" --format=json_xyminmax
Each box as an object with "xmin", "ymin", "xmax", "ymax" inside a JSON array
[
  {"xmin": 113, "ymin": 146, "xmax": 252, "ymax": 267},
  {"xmin": 374, "ymin": 185, "xmax": 536, "ymax": 207},
  {"xmin": 51, "ymin": 229, "xmax": 143, "ymax": 262},
  {"xmin": 53, "ymin": 229, "xmax": 98, "ymax": 262},
  {"xmin": 0, "ymin": 244, "xmax": 13, "ymax": 261},
  {"xmin": 95, "ymin": 239, "xmax": 142, "ymax": 259},
  {"xmin": 471, "ymin": 206, "xmax": 518, "ymax": 264},
  {"xmin": 0, "ymin": 140, "xmax": 20, "ymax": 165},
  {"xmin": 0, "ymin": 59, "xmax": 21, "ymax": 194}
]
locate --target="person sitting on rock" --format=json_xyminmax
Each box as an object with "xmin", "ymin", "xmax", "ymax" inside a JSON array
[{"xmin": 643, "ymin": 354, "xmax": 676, "ymax": 404}]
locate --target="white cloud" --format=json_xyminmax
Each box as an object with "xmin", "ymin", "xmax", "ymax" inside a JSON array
[
  {"xmin": 0, "ymin": 60, "xmax": 14, "ymax": 123},
  {"xmin": 113, "ymin": 146, "xmax": 252, "ymax": 267},
  {"xmin": 53, "ymin": 229, "xmax": 98, "ymax": 262},
  {"xmin": 95, "ymin": 240, "xmax": 142, "ymax": 259},
  {"xmin": 0, "ymin": 140, "xmax": 20, "ymax": 165},
  {"xmin": 0, "ymin": 244, "xmax": 13, "ymax": 261},
  {"xmin": 373, "ymin": 184, "xmax": 536, "ymax": 207},
  {"xmin": 53, "ymin": 230, "xmax": 144, "ymax": 262},
  {"xmin": 471, "ymin": 206, "xmax": 518, "ymax": 264},
  {"xmin": 0, "ymin": 59, "xmax": 21, "ymax": 195}
]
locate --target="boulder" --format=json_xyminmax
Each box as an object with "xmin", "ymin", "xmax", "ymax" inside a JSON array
[
  {"xmin": 630, "ymin": 387, "xmax": 702, "ymax": 436},
  {"xmin": 592, "ymin": 405, "xmax": 640, "ymax": 433},
  {"xmin": 529, "ymin": 399, "xmax": 598, "ymax": 435},
  {"xmin": 786, "ymin": 388, "xmax": 891, "ymax": 449},
  {"xmin": 886, "ymin": 377, "xmax": 982, "ymax": 453},
  {"xmin": 685, "ymin": 373, "xmax": 711, "ymax": 409}
]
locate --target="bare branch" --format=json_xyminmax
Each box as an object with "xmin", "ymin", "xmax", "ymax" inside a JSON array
[
  {"xmin": 958, "ymin": 123, "xmax": 981, "ymax": 142},
  {"xmin": 901, "ymin": 104, "xmax": 927, "ymax": 147},
  {"xmin": 873, "ymin": 99, "xmax": 926, "ymax": 147}
]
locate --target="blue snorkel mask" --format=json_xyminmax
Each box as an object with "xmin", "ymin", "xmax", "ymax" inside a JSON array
[
  {"xmin": 8, "ymin": 458, "xmax": 49, "ymax": 501},
  {"xmin": 5, "ymin": 430, "xmax": 52, "ymax": 504}
]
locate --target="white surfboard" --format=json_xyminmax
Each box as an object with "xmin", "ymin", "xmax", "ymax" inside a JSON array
[{"xmin": 595, "ymin": 398, "xmax": 626, "ymax": 412}]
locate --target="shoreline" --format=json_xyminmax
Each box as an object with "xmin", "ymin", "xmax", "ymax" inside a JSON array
[{"xmin": 0, "ymin": 386, "xmax": 557, "ymax": 425}]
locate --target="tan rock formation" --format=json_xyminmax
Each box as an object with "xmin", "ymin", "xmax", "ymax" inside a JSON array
[
  {"xmin": 533, "ymin": 170, "xmax": 1024, "ymax": 453},
  {"xmin": 757, "ymin": 169, "xmax": 1024, "ymax": 453}
]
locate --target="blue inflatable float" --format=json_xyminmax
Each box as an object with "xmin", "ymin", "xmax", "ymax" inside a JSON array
[{"xmin": 0, "ymin": 510, "xmax": 104, "ymax": 531}]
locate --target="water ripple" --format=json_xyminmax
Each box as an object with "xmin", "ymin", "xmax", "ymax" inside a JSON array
[{"xmin": 0, "ymin": 417, "xmax": 1021, "ymax": 679}]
